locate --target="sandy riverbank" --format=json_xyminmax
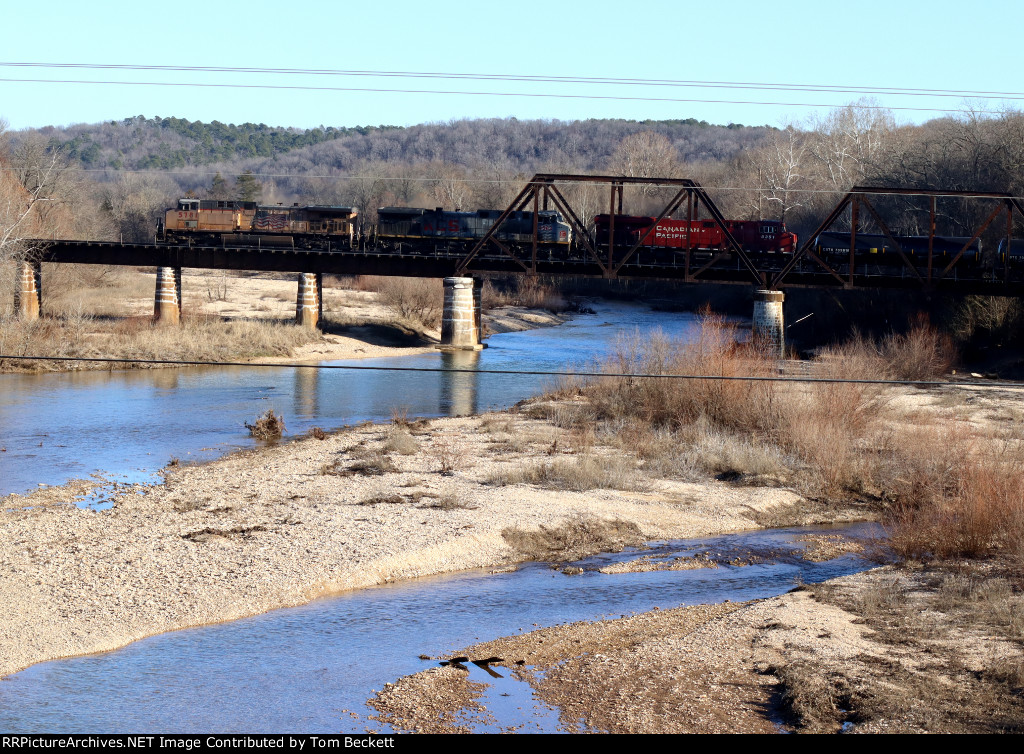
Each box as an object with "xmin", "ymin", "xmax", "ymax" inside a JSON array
[
  {"xmin": 369, "ymin": 558, "xmax": 1024, "ymax": 733},
  {"xmin": 0, "ymin": 399, "xmax": 863, "ymax": 679},
  {"xmin": 1, "ymin": 267, "xmax": 570, "ymax": 371}
]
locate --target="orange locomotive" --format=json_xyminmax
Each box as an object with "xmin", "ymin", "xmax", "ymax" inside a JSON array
[{"xmin": 158, "ymin": 199, "xmax": 359, "ymax": 249}]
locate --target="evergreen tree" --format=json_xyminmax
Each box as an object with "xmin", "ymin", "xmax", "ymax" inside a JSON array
[
  {"xmin": 235, "ymin": 170, "xmax": 262, "ymax": 202},
  {"xmin": 210, "ymin": 172, "xmax": 230, "ymax": 199}
]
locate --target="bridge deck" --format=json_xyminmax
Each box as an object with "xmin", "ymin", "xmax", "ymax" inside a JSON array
[{"xmin": 27, "ymin": 238, "xmax": 1024, "ymax": 296}]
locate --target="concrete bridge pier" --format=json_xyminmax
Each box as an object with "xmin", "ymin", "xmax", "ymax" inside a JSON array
[
  {"xmin": 295, "ymin": 272, "xmax": 322, "ymax": 329},
  {"xmin": 154, "ymin": 266, "xmax": 183, "ymax": 325},
  {"xmin": 15, "ymin": 260, "xmax": 42, "ymax": 320},
  {"xmin": 440, "ymin": 276, "xmax": 483, "ymax": 351},
  {"xmin": 752, "ymin": 289, "xmax": 785, "ymax": 358}
]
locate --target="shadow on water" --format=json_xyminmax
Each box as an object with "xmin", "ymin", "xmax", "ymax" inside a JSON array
[
  {"xmin": 0, "ymin": 523, "xmax": 882, "ymax": 733},
  {"xmin": 0, "ymin": 302, "xmax": 707, "ymax": 498}
]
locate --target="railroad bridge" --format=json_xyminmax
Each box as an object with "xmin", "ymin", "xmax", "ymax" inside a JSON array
[{"xmin": 13, "ymin": 175, "xmax": 1024, "ymax": 356}]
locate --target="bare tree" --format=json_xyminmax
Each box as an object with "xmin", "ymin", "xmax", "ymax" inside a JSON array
[
  {"xmin": 426, "ymin": 161, "xmax": 470, "ymax": 210},
  {"xmin": 806, "ymin": 99, "xmax": 897, "ymax": 192},
  {"xmin": 102, "ymin": 173, "xmax": 177, "ymax": 243},
  {"xmin": 1, "ymin": 133, "xmax": 70, "ymax": 263},
  {"xmin": 745, "ymin": 126, "xmax": 808, "ymax": 222}
]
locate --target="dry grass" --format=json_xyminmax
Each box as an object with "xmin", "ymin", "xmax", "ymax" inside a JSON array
[
  {"xmin": 384, "ymin": 427, "xmax": 420, "ymax": 456},
  {"xmin": 427, "ymin": 432, "xmax": 468, "ymax": 474},
  {"xmin": 572, "ymin": 310, "xmax": 889, "ymax": 498},
  {"xmin": 488, "ymin": 453, "xmax": 648, "ymax": 492},
  {"xmin": 501, "ymin": 515, "xmax": 645, "ymax": 562},
  {"xmin": 880, "ymin": 317, "xmax": 957, "ymax": 380},
  {"xmin": 0, "ymin": 313, "xmax": 323, "ymax": 372},
  {"xmin": 885, "ymin": 447, "xmax": 1024, "ymax": 561},
  {"xmin": 776, "ymin": 564, "xmax": 1024, "ymax": 733},
  {"xmin": 480, "ymin": 276, "xmax": 568, "ymax": 312},
  {"xmin": 360, "ymin": 276, "xmax": 442, "ymax": 330}
]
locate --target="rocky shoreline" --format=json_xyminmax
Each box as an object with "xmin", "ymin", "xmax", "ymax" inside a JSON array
[{"xmin": 0, "ymin": 405, "xmax": 840, "ymax": 679}]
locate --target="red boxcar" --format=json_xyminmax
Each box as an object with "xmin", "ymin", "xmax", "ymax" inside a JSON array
[{"xmin": 594, "ymin": 215, "xmax": 797, "ymax": 253}]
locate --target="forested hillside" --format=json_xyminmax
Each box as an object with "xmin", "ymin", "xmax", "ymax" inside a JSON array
[
  {"xmin": 3, "ymin": 105, "xmax": 1023, "ymax": 254},
  {"xmin": 2, "ymin": 104, "xmax": 1024, "ymax": 352}
]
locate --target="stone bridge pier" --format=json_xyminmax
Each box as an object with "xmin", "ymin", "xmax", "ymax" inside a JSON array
[
  {"xmin": 154, "ymin": 266, "xmax": 183, "ymax": 325},
  {"xmin": 295, "ymin": 272, "xmax": 323, "ymax": 329},
  {"xmin": 15, "ymin": 260, "xmax": 42, "ymax": 320},
  {"xmin": 440, "ymin": 276, "xmax": 483, "ymax": 351},
  {"xmin": 752, "ymin": 289, "xmax": 785, "ymax": 358}
]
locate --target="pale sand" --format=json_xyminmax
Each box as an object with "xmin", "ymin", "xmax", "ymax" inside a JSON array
[{"xmin": 0, "ymin": 409, "xmax": 811, "ymax": 679}]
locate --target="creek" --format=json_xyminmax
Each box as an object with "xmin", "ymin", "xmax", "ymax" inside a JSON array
[{"xmin": 0, "ymin": 523, "xmax": 881, "ymax": 733}]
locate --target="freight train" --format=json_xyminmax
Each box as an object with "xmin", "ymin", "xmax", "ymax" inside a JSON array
[
  {"xmin": 814, "ymin": 231, "xmax": 983, "ymax": 262},
  {"xmin": 374, "ymin": 207, "xmax": 571, "ymax": 248},
  {"xmin": 156, "ymin": 198, "xmax": 1016, "ymax": 278},
  {"xmin": 157, "ymin": 199, "xmax": 359, "ymax": 249},
  {"xmin": 594, "ymin": 215, "xmax": 798, "ymax": 253}
]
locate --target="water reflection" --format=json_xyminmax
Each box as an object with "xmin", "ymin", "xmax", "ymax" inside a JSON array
[
  {"xmin": 0, "ymin": 302, "xmax": 708, "ymax": 497},
  {"xmin": 439, "ymin": 350, "xmax": 480, "ymax": 416},
  {"xmin": 292, "ymin": 365, "xmax": 320, "ymax": 418}
]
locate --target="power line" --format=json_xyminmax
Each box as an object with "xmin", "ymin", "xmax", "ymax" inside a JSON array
[
  {"xmin": 0, "ymin": 77, "xmax": 1012, "ymax": 116},
  {"xmin": 2, "ymin": 62, "xmax": 1022, "ymax": 101},
  {"xmin": 0, "ymin": 354, "xmax": 1018, "ymax": 390},
  {"xmin": 2, "ymin": 164, "xmax": 1022, "ymax": 201}
]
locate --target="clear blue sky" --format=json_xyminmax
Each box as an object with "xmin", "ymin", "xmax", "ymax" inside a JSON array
[{"xmin": 1, "ymin": 0, "xmax": 1020, "ymax": 131}]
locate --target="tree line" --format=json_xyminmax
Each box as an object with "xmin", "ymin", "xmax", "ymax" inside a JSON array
[{"xmin": 2, "ymin": 105, "xmax": 1023, "ymax": 252}]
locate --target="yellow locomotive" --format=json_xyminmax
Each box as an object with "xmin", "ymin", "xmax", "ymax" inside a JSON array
[{"xmin": 158, "ymin": 199, "xmax": 359, "ymax": 249}]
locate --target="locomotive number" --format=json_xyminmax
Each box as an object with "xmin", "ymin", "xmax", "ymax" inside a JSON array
[
  {"xmin": 423, "ymin": 220, "xmax": 460, "ymax": 233},
  {"xmin": 177, "ymin": 211, "xmax": 198, "ymax": 219}
]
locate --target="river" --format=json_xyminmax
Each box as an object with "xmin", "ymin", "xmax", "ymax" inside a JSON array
[
  {"xmin": 1, "ymin": 302, "xmax": 877, "ymax": 733},
  {"xmin": 0, "ymin": 302, "xmax": 708, "ymax": 498},
  {"xmin": 0, "ymin": 523, "xmax": 880, "ymax": 733}
]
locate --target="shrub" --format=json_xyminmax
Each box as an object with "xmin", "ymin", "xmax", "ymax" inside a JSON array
[
  {"xmin": 880, "ymin": 316, "xmax": 956, "ymax": 380},
  {"xmin": 372, "ymin": 277, "xmax": 443, "ymax": 330},
  {"xmin": 884, "ymin": 435, "xmax": 1024, "ymax": 560},
  {"xmin": 245, "ymin": 409, "xmax": 285, "ymax": 440}
]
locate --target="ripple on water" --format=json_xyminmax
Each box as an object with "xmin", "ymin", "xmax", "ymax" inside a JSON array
[{"xmin": 0, "ymin": 523, "xmax": 883, "ymax": 733}]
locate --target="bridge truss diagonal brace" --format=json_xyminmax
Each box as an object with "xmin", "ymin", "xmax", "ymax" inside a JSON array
[
  {"xmin": 544, "ymin": 183, "xmax": 606, "ymax": 272},
  {"xmin": 771, "ymin": 192, "xmax": 853, "ymax": 289},
  {"xmin": 858, "ymin": 196, "xmax": 923, "ymax": 284},
  {"xmin": 937, "ymin": 202, "xmax": 1006, "ymax": 279},
  {"xmin": 687, "ymin": 183, "xmax": 763, "ymax": 285},
  {"xmin": 456, "ymin": 182, "xmax": 538, "ymax": 274}
]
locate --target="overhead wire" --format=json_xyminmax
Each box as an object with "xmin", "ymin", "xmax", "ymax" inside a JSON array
[
  {"xmin": 0, "ymin": 76, "xmax": 1013, "ymax": 117},
  {"xmin": 1, "ymin": 62, "xmax": 1022, "ymax": 101},
  {"xmin": 1, "ymin": 165, "xmax": 1021, "ymax": 202},
  {"xmin": 0, "ymin": 354, "xmax": 1020, "ymax": 391}
]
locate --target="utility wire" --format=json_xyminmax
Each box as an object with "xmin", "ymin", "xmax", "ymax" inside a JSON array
[
  {"xmin": 0, "ymin": 354, "xmax": 1018, "ymax": 390},
  {"xmin": 2, "ymin": 62, "xmax": 1021, "ymax": 101},
  {"xmin": 0, "ymin": 77, "xmax": 1011, "ymax": 116},
  {"xmin": 1, "ymin": 165, "xmax": 1022, "ymax": 202}
]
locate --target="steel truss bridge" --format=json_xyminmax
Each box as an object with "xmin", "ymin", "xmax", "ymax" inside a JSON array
[{"xmin": 26, "ymin": 174, "xmax": 1024, "ymax": 296}]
